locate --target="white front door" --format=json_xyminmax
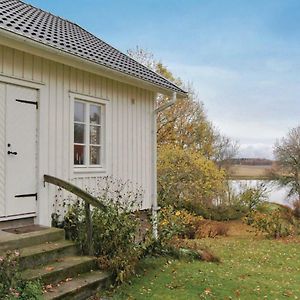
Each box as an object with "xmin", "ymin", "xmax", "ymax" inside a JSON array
[{"xmin": 4, "ymin": 84, "xmax": 38, "ymax": 219}]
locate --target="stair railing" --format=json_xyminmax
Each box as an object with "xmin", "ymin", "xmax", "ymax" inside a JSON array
[{"xmin": 44, "ymin": 174, "xmax": 107, "ymax": 255}]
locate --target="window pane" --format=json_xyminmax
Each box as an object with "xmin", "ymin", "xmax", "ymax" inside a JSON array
[
  {"xmin": 74, "ymin": 124, "xmax": 85, "ymax": 143},
  {"xmin": 90, "ymin": 146, "xmax": 100, "ymax": 165},
  {"xmin": 74, "ymin": 102, "xmax": 85, "ymax": 122},
  {"xmin": 90, "ymin": 125, "xmax": 101, "ymax": 145},
  {"xmin": 74, "ymin": 145, "xmax": 85, "ymax": 165},
  {"xmin": 90, "ymin": 105, "xmax": 101, "ymax": 124}
]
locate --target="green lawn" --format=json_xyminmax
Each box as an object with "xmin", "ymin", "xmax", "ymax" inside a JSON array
[{"xmin": 103, "ymin": 234, "xmax": 300, "ymax": 300}]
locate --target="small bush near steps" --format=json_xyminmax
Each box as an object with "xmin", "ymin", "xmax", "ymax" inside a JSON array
[
  {"xmin": 0, "ymin": 250, "xmax": 43, "ymax": 300},
  {"xmin": 63, "ymin": 181, "xmax": 144, "ymax": 284}
]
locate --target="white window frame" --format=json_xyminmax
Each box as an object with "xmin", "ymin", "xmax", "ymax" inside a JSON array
[{"xmin": 70, "ymin": 92, "xmax": 109, "ymax": 174}]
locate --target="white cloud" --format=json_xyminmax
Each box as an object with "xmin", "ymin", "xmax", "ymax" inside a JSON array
[
  {"xmin": 238, "ymin": 143, "xmax": 274, "ymax": 159},
  {"xmin": 167, "ymin": 61, "xmax": 300, "ymax": 159}
]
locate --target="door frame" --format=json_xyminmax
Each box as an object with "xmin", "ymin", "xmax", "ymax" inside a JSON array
[{"xmin": 0, "ymin": 74, "xmax": 45, "ymax": 223}]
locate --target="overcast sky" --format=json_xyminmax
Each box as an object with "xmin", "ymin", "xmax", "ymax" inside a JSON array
[{"xmin": 28, "ymin": 0, "xmax": 300, "ymax": 159}]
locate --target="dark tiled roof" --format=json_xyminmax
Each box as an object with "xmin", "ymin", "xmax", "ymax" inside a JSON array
[{"xmin": 0, "ymin": 0, "xmax": 186, "ymax": 94}]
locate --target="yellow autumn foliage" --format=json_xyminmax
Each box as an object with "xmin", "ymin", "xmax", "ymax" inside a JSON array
[{"xmin": 157, "ymin": 144, "xmax": 225, "ymax": 209}]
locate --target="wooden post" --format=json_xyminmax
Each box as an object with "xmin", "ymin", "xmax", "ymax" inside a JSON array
[{"xmin": 85, "ymin": 202, "xmax": 93, "ymax": 256}]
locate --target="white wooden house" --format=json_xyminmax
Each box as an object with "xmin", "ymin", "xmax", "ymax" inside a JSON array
[{"xmin": 0, "ymin": 0, "xmax": 186, "ymax": 227}]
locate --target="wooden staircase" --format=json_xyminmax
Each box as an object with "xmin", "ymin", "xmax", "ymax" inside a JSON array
[{"xmin": 0, "ymin": 226, "xmax": 112, "ymax": 300}]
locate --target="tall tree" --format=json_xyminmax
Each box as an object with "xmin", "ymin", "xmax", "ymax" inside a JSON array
[
  {"xmin": 127, "ymin": 46, "xmax": 238, "ymax": 162},
  {"xmin": 273, "ymin": 126, "xmax": 300, "ymax": 200}
]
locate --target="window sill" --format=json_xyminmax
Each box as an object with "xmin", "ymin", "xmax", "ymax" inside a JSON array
[{"xmin": 73, "ymin": 167, "xmax": 107, "ymax": 177}]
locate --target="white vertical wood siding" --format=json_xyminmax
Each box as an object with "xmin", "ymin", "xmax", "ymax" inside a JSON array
[
  {"xmin": 0, "ymin": 83, "xmax": 5, "ymax": 217},
  {"xmin": 0, "ymin": 45, "xmax": 153, "ymax": 224}
]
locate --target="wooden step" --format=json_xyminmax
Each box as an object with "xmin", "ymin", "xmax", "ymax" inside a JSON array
[
  {"xmin": 21, "ymin": 255, "xmax": 97, "ymax": 285},
  {"xmin": 19, "ymin": 240, "xmax": 78, "ymax": 270},
  {"xmin": 0, "ymin": 225, "xmax": 113, "ymax": 298},
  {"xmin": 0, "ymin": 228, "xmax": 65, "ymax": 253},
  {"xmin": 43, "ymin": 270, "xmax": 112, "ymax": 300},
  {"xmin": 0, "ymin": 217, "xmax": 34, "ymax": 230}
]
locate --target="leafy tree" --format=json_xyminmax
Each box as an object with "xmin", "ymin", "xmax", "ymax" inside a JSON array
[
  {"xmin": 238, "ymin": 182, "xmax": 268, "ymax": 212},
  {"xmin": 157, "ymin": 88, "xmax": 216, "ymax": 157},
  {"xmin": 212, "ymin": 131, "xmax": 239, "ymax": 169},
  {"xmin": 157, "ymin": 144, "xmax": 225, "ymax": 209},
  {"xmin": 273, "ymin": 126, "xmax": 300, "ymax": 200},
  {"xmin": 128, "ymin": 47, "xmax": 239, "ymax": 215},
  {"xmin": 127, "ymin": 46, "xmax": 238, "ymax": 162}
]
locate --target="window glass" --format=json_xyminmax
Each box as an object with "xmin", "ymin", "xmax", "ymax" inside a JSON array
[
  {"xmin": 74, "ymin": 100, "xmax": 104, "ymax": 168},
  {"xmin": 74, "ymin": 124, "xmax": 85, "ymax": 144},
  {"xmin": 90, "ymin": 126, "xmax": 101, "ymax": 145},
  {"xmin": 74, "ymin": 102, "xmax": 85, "ymax": 122},
  {"xmin": 90, "ymin": 105, "xmax": 101, "ymax": 124},
  {"xmin": 74, "ymin": 145, "xmax": 85, "ymax": 165},
  {"xmin": 90, "ymin": 146, "xmax": 100, "ymax": 165}
]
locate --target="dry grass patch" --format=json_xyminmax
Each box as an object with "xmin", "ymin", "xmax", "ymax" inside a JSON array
[
  {"xmin": 195, "ymin": 220, "xmax": 230, "ymax": 238},
  {"xmin": 229, "ymin": 165, "xmax": 271, "ymax": 179},
  {"xmin": 226, "ymin": 220, "xmax": 256, "ymax": 236}
]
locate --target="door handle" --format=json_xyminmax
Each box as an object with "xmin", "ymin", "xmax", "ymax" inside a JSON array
[{"xmin": 7, "ymin": 151, "xmax": 18, "ymax": 155}]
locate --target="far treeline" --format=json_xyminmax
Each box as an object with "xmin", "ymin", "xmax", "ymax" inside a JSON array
[{"xmin": 229, "ymin": 158, "xmax": 274, "ymax": 166}]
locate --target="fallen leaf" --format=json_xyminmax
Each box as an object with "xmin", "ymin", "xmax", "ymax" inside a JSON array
[{"xmin": 45, "ymin": 284, "xmax": 53, "ymax": 290}]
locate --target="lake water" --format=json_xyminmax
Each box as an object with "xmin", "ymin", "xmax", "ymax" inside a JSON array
[{"xmin": 230, "ymin": 180, "xmax": 297, "ymax": 207}]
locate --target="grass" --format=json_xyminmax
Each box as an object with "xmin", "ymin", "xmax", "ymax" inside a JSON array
[
  {"xmin": 102, "ymin": 222, "xmax": 300, "ymax": 300},
  {"xmin": 229, "ymin": 165, "xmax": 272, "ymax": 180}
]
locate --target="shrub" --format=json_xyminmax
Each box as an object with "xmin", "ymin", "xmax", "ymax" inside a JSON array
[
  {"xmin": 0, "ymin": 250, "xmax": 42, "ymax": 300},
  {"xmin": 63, "ymin": 200, "xmax": 85, "ymax": 242},
  {"xmin": 184, "ymin": 202, "xmax": 247, "ymax": 221},
  {"xmin": 158, "ymin": 206, "xmax": 229, "ymax": 241},
  {"xmin": 63, "ymin": 177, "xmax": 144, "ymax": 284},
  {"xmin": 158, "ymin": 207, "xmax": 187, "ymax": 242},
  {"xmin": 0, "ymin": 250, "xmax": 20, "ymax": 296},
  {"xmin": 92, "ymin": 204, "xmax": 141, "ymax": 283},
  {"xmin": 13, "ymin": 281, "xmax": 43, "ymax": 300},
  {"xmin": 157, "ymin": 144, "xmax": 226, "ymax": 209},
  {"xmin": 158, "ymin": 206, "xmax": 202, "ymax": 243},
  {"xmin": 293, "ymin": 199, "xmax": 300, "ymax": 218},
  {"xmin": 198, "ymin": 181, "xmax": 270, "ymax": 221},
  {"xmin": 149, "ymin": 207, "xmax": 221, "ymax": 262},
  {"xmin": 238, "ymin": 182, "xmax": 268, "ymax": 212},
  {"xmin": 245, "ymin": 209, "xmax": 298, "ymax": 239},
  {"xmin": 64, "ymin": 200, "xmax": 141, "ymax": 283},
  {"xmin": 171, "ymin": 182, "xmax": 269, "ymax": 222}
]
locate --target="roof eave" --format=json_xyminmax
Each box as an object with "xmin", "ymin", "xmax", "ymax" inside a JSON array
[{"xmin": 0, "ymin": 28, "xmax": 187, "ymax": 98}]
